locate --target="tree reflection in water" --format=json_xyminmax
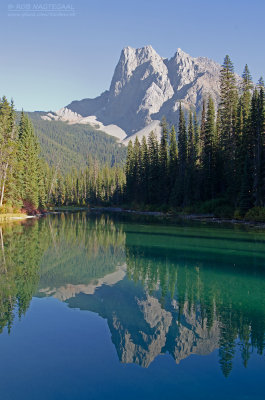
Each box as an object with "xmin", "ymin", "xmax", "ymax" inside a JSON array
[{"xmin": 0, "ymin": 213, "xmax": 265, "ymax": 377}]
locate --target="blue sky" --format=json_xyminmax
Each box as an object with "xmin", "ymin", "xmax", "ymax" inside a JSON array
[{"xmin": 0, "ymin": 0, "xmax": 264, "ymax": 111}]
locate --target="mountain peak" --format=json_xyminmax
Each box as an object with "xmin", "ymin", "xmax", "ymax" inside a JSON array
[
  {"xmin": 119, "ymin": 45, "xmax": 160, "ymax": 65},
  {"xmin": 45, "ymin": 45, "xmax": 223, "ymax": 140},
  {"xmin": 172, "ymin": 48, "xmax": 192, "ymax": 63},
  {"xmin": 109, "ymin": 44, "xmax": 165, "ymax": 98},
  {"xmin": 121, "ymin": 44, "xmax": 156, "ymax": 54},
  {"xmin": 176, "ymin": 47, "xmax": 189, "ymax": 56}
]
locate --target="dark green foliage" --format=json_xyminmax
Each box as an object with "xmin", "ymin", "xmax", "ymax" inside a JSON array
[
  {"xmin": 140, "ymin": 136, "xmax": 149, "ymax": 204},
  {"xmin": 169, "ymin": 125, "xmax": 177, "ymax": 190},
  {"xmin": 18, "ymin": 113, "xmax": 42, "ymax": 208},
  {"xmin": 124, "ymin": 56, "xmax": 265, "ymax": 218},
  {"xmin": 159, "ymin": 117, "xmax": 169, "ymax": 203},
  {"xmin": 219, "ymin": 55, "xmax": 238, "ymax": 196},
  {"xmin": 176, "ymin": 104, "xmax": 187, "ymax": 205},
  {"xmin": 125, "ymin": 140, "xmax": 134, "ymax": 201},
  {"xmin": 1, "ymin": 101, "xmax": 125, "ymax": 211},
  {"xmin": 0, "ymin": 97, "xmax": 18, "ymax": 207},
  {"xmin": 26, "ymin": 112, "xmax": 127, "ymax": 173},
  {"xmin": 49, "ymin": 162, "xmax": 125, "ymax": 206},
  {"xmin": 239, "ymin": 155, "xmax": 253, "ymax": 215},
  {"xmin": 0, "ymin": 99, "xmax": 48, "ymax": 211},
  {"xmin": 147, "ymin": 131, "xmax": 160, "ymax": 204},
  {"xmin": 186, "ymin": 110, "xmax": 197, "ymax": 203},
  {"xmin": 245, "ymin": 206, "xmax": 265, "ymax": 222},
  {"xmin": 202, "ymin": 97, "xmax": 216, "ymax": 199},
  {"xmin": 242, "ymin": 64, "xmax": 253, "ymax": 121}
]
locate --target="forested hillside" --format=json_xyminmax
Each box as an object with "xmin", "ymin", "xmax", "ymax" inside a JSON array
[
  {"xmin": 1, "ymin": 102, "xmax": 125, "ymax": 213},
  {"xmin": 24, "ymin": 112, "xmax": 127, "ymax": 172}
]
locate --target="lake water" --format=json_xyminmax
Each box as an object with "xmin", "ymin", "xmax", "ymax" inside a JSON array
[{"xmin": 0, "ymin": 213, "xmax": 265, "ymax": 399}]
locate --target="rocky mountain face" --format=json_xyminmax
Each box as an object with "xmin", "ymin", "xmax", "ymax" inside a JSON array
[
  {"xmin": 109, "ymin": 293, "xmax": 219, "ymax": 367},
  {"xmin": 65, "ymin": 278, "xmax": 220, "ymax": 368},
  {"xmin": 43, "ymin": 45, "xmax": 222, "ymax": 142}
]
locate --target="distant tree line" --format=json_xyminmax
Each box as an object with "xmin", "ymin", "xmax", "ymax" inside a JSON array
[
  {"xmin": 49, "ymin": 163, "xmax": 125, "ymax": 206},
  {"xmin": 125, "ymin": 56, "xmax": 265, "ymax": 218},
  {"xmin": 0, "ymin": 97, "xmax": 125, "ymax": 212}
]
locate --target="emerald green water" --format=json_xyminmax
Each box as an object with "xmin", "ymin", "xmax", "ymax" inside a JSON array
[{"xmin": 0, "ymin": 213, "xmax": 265, "ymax": 399}]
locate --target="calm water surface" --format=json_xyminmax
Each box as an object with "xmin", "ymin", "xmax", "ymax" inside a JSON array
[{"xmin": 0, "ymin": 213, "xmax": 265, "ymax": 399}]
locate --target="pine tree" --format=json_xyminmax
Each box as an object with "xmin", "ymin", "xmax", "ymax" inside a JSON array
[
  {"xmin": 199, "ymin": 99, "xmax": 206, "ymax": 159},
  {"xmin": 177, "ymin": 103, "xmax": 187, "ymax": 205},
  {"xmin": 159, "ymin": 117, "xmax": 169, "ymax": 203},
  {"xmin": 187, "ymin": 110, "xmax": 196, "ymax": 203},
  {"xmin": 140, "ymin": 136, "xmax": 149, "ymax": 203},
  {"xmin": 239, "ymin": 153, "xmax": 253, "ymax": 215},
  {"xmin": 193, "ymin": 111, "xmax": 200, "ymax": 161},
  {"xmin": 18, "ymin": 113, "xmax": 41, "ymax": 209},
  {"xmin": 125, "ymin": 140, "xmax": 134, "ymax": 202},
  {"xmin": 133, "ymin": 137, "xmax": 141, "ymax": 202},
  {"xmin": 0, "ymin": 97, "xmax": 17, "ymax": 207},
  {"xmin": 219, "ymin": 55, "xmax": 238, "ymax": 196},
  {"xmin": 169, "ymin": 125, "xmax": 178, "ymax": 188},
  {"xmin": 237, "ymin": 65, "xmax": 253, "ymax": 191},
  {"xmin": 260, "ymin": 86, "xmax": 265, "ymax": 204},
  {"xmin": 252, "ymin": 87, "xmax": 265, "ymax": 206},
  {"xmin": 202, "ymin": 97, "xmax": 216, "ymax": 199},
  {"xmin": 147, "ymin": 131, "xmax": 160, "ymax": 204},
  {"xmin": 241, "ymin": 65, "xmax": 253, "ymax": 121}
]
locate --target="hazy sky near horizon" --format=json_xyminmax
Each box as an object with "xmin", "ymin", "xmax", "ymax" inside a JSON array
[{"xmin": 0, "ymin": 0, "xmax": 264, "ymax": 111}]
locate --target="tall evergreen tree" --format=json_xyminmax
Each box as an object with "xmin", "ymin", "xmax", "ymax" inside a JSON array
[
  {"xmin": 125, "ymin": 140, "xmax": 134, "ymax": 201},
  {"xmin": 202, "ymin": 97, "xmax": 216, "ymax": 199},
  {"xmin": 187, "ymin": 110, "xmax": 196, "ymax": 203},
  {"xmin": 159, "ymin": 117, "xmax": 169, "ymax": 203},
  {"xmin": 18, "ymin": 113, "xmax": 42, "ymax": 208},
  {"xmin": 176, "ymin": 104, "xmax": 187, "ymax": 205},
  {"xmin": 0, "ymin": 97, "xmax": 17, "ymax": 207},
  {"xmin": 252, "ymin": 87, "xmax": 265, "ymax": 206},
  {"xmin": 147, "ymin": 131, "xmax": 160, "ymax": 204},
  {"xmin": 241, "ymin": 64, "xmax": 253, "ymax": 121},
  {"xmin": 219, "ymin": 55, "xmax": 238, "ymax": 195},
  {"xmin": 169, "ymin": 125, "xmax": 178, "ymax": 189},
  {"xmin": 199, "ymin": 99, "xmax": 206, "ymax": 159},
  {"xmin": 140, "ymin": 136, "xmax": 149, "ymax": 204}
]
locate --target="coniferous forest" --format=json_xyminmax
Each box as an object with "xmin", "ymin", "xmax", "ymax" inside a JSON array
[
  {"xmin": 0, "ymin": 100, "xmax": 125, "ymax": 213},
  {"xmin": 1, "ymin": 55, "xmax": 265, "ymax": 219},
  {"xmin": 125, "ymin": 57, "xmax": 265, "ymax": 219}
]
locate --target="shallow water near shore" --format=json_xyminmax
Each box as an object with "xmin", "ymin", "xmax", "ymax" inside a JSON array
[{"xmin": 0, "ymin": 213, "xmax": 265, "ymax": 399}]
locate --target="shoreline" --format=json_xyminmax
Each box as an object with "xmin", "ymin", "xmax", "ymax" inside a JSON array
[
  {"xmin": 49, "ymin": 206, "xmax": 265, "ymax": 228},
  {"xmin": 92, "ymin": 207, "xmax": 265, "ymax": 226},
  {"xmin": 2, "ymin": 208, "xmax": 265, "ymax": 229}
]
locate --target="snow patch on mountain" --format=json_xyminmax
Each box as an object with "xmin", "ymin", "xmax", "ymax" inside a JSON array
[
  {"xmin": 122, "ymin": 120, "xmax": 162, "ymax": 145},
  {"xmin": 42, "ymin": 108, "xmax": 126, "ymax": 140}
]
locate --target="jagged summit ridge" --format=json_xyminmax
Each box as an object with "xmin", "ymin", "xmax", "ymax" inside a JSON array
[{"xmin": 43, "ymin": 45, "xmax": 222, "ymax": 141}]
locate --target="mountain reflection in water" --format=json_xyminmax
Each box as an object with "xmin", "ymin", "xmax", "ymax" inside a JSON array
[{"xmin": 0, "ymin": 213, "xmax": 265, "ymax": 378}]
